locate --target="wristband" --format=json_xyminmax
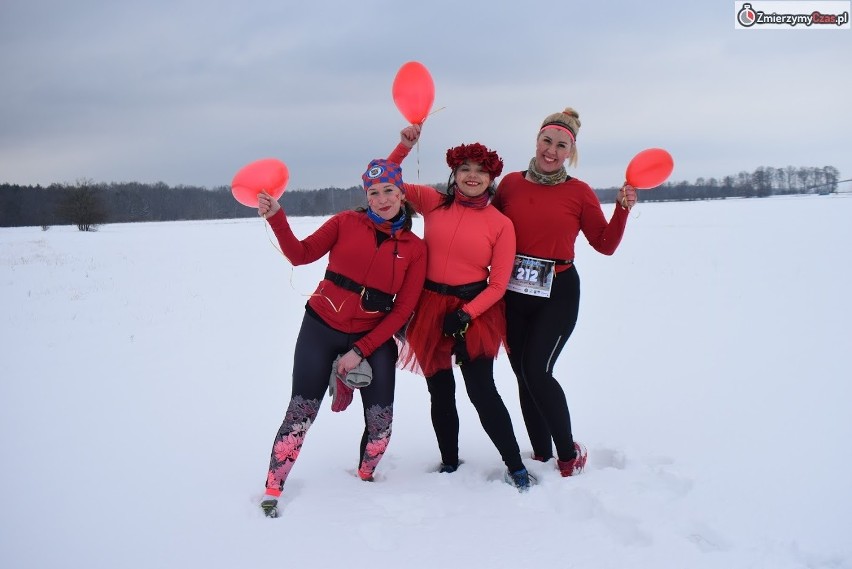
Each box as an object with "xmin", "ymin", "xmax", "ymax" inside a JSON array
[{"xmin": 352, "ymin": 345, "xmax": 364, "ymax": 359}]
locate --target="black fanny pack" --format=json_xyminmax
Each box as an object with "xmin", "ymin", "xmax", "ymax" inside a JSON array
[
  {"xmin": 424, "ymin": 279, "xmax": 488, "ymax": 301},
  {"xmin": 325, "ymin": 270, "xmax": 395, "ymax": 313}
]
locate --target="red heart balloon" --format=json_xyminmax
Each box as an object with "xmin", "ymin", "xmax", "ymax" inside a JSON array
[
  {"xmin": 231, "ymin": 158, "xmax": 289, "ymax": 207},
  {"xmin": 392, "ymin": 61, "xmax": 435, "ymax": 125},
  {"xmin": 625, "ymin": 148, "xmax": 674, "ymax": 189}
]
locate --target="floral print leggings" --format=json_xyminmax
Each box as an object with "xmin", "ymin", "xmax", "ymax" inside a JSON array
[{"xmin": 265, "ymin": 311, "xmax": 398, "ymax": 496}]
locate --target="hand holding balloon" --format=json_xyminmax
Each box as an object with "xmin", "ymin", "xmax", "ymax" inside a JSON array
[
  {"xmin": 616, "ymin": 184, "xmax": 637, "ymax": 211},
  {"xmin": 257, "ymin": 191, "xmax": 281, "ymax": 219},
  {"xmin": 400, "ymin": 123, "xmax": 422, "ymax": 148}
]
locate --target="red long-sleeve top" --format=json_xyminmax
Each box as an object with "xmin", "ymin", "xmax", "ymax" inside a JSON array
[
  {"xmin": 492, "ymin": 172, "xmax": 628, "ymax": 272},
  {"xmin": 388, "ymin": 144, "xmax": 515, "ymax": 319},
  {"xmin": 267, "ymin": 208, "xmax": 426, "ymax": 357}
]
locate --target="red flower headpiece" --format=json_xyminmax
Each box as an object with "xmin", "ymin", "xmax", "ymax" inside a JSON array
[{"xmin": 445, "ymin": 143, "xmax": 503, "ymax": 178}]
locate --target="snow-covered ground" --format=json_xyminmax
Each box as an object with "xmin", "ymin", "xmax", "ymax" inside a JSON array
[{"xmin": 2, "ymin": 194, "xmax": 850, "ymax": 569}]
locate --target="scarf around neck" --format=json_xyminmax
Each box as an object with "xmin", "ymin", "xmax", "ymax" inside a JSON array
[
  {"xmin": 366, "ymin": 207, "xmax": 406, "ymax": 236},
  {"xmin": 526, "ymin": 157, "xmax": 568, "ymax": 185},
  {"xmin": 454, "ymin": 189, "xmax": 491, "ymax": 209}
]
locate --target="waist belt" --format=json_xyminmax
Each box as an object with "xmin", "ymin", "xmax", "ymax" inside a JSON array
[
  {"xmin": 324, "ymin": 270, "xmax": 395, "ymax": 313},
  {"xmin": 424, "ymin": 279, "xmax": 488, "ymax": 301},
  {"xmin": 517, "ymin": 252, "xmax": 574, "ymax": 266}
]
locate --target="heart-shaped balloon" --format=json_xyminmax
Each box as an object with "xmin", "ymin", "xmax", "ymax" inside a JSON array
[{"xmin": 231, "ymin": 158, "xmax": 289, "ymax": 207}]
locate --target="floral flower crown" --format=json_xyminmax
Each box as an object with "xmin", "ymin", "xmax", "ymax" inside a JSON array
[{"xmin": 445, "ymin": 143, "xmax": 503, "ymax": 178}]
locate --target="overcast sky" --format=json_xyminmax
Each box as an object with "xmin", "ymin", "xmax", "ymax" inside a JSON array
[{"xmin": 1, "ymin": 0, "xmax": 850, "ymax": 193}]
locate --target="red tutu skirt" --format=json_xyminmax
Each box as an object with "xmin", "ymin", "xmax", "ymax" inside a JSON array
[{"xmin": 398, "ymin": 289, "xmax": 507, "ymax": 377}]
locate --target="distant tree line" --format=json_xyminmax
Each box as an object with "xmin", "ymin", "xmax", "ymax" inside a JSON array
[
  {"xmin": 0, "ymin": 179, "xmax": 370, "ymax": 229},
  {"xmin": 0, "ymin": 165, "xmax": 844, "ymax": 229},
  {"xmin": 596, "ymin": 165, "xmax": 844, "ymax": 203}
]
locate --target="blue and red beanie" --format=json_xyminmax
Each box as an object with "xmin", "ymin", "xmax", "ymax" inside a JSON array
[{"xmin": 362, "ymin": 159, "xmax": 404, "ymax": 191}]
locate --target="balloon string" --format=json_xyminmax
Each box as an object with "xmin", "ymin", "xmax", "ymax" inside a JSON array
[
  {"xmin": 409, "ymin": 106, "xmax": 446, "ymax": 183},
  {"xmin": 262, "ymin": 215, "xmax": 284, "ymax": 256},
  {"xmin": 425, "ymin": 106, "xmax": 446, "ymax": 120},
  {"xmin": 414, "ymin": 140, "xmax": 421, "ymax": 182},
  {"xmin": 262, "ymin": 217, "xmax": 347, "ymax": 313},
  {"xmin": 631, "ymin": 202, "xmax": 641, "ymax": 219}
]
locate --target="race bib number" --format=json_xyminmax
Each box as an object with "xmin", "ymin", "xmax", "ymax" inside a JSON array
[{"xmin": 506, "ymin": 254, "xmax": 555, "ymax": 298}]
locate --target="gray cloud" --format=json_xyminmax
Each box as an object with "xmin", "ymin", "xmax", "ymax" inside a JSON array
[{"xmin": 2, "ymin": 0, "xmax": 850, "ymax": 194}]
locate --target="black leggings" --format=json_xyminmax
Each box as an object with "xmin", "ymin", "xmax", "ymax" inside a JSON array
[
  {"xmin": 425, "ymin": 357, "xmax": 524, "ymax": 473},
  {"xmin": 504, "ymin": 266, "xmax": 581, "ymax": 462},
  {"xmin": 265, "ymin": 312, "xmax": 397, "ymax": 493}
]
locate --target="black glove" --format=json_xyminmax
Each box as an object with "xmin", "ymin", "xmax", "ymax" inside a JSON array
[
  {"xmin": 442, "ymin": 309, "xmax": 471, "ymax": 339},
  {"xmin": 453, "ymin": 339, "xmax": 470, "ymax": 366}
]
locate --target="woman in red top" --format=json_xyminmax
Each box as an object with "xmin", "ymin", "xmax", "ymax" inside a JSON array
[
  {"xmin": 256, "ymin": 159, "xmax": 426, "ymax": 517},
  {"xmin": 388, "ymin": 127, "xmax": 534, "ymax": 491},
  {"xmin": 491, "ymin": 107, "xmax": 637, "ymax": 477}
]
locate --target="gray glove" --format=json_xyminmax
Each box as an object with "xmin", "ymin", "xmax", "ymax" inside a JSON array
[
  {"xmin": 328, "ymin": 355, "xmax": 373, "ymax": 412},
  {"xmin": 342, "ymin": 357, "xmax": 372, "ymax": 389}
]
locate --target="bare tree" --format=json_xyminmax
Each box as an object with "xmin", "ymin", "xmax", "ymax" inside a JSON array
[{"xmin": 57, "ymin": 178, "xmax": 107, "ymax": 231}]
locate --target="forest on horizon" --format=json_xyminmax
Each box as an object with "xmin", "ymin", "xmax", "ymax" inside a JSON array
[{"xmin": 0, "ymin": 164, "xmax": 845, "ymax": 230}]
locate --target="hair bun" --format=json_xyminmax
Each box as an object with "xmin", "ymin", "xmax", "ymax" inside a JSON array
[{"xmin": 540, "ymin": 107, "xmax": 582, "ymax": 139}]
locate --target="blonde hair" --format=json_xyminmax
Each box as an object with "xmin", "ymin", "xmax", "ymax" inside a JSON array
[{"xmin": 539, "ymin": 107, "xmax": 580, "ymax": 167}]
